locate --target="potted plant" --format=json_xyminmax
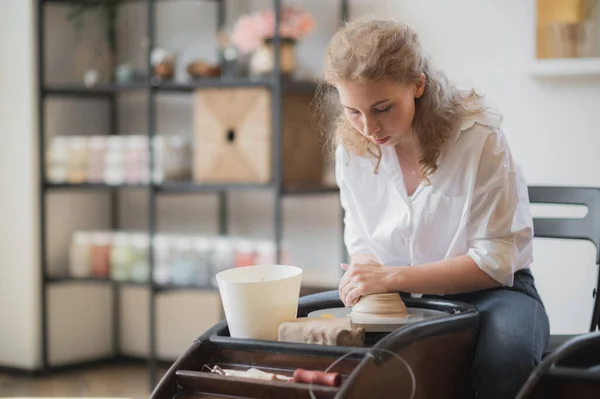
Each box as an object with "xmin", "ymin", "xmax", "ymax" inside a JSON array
[
  {"xmin": 231, "ymin": 6, "xmax": 316, "ymax": 77},
  {"xmin": 68, "ymin": 0, "xmax": 121, "ymax": 82}
]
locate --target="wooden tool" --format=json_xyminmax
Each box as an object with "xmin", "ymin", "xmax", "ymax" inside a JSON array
[{"xmin": 293, "ymin": 369, "xmax": 342, "ymax": 387}]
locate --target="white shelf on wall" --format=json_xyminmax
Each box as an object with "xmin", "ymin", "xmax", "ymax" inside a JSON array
[{"xmin": 528, "ymin": 57, "xmax": 600, "ymax": 77}]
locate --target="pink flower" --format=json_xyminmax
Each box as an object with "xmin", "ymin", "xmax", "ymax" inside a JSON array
[{"xmin": 231, "ymin": 6, "xmax": 316, "ymax": 54}]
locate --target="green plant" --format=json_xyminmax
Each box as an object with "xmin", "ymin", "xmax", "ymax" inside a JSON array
[{"xmin": 67, "ymin": 0, "xmax": 121, "ymax": 54}]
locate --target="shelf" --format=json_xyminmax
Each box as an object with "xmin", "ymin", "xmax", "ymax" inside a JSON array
[
  {"xmin": 45, "ymin": 276, "xmax": 148, "ymax": 287},
  {"xmin": 156, "ymin": 181, "xmax": 275, "ymax": 194},
  {"xmin": 283, "ymin": 185, "xmax": 339, "ymax": 195},
  {"xmin": 45, "ymin": 277, "xmax": 336, "ymax": 296},
  {"xmin": 155, "ymin": 282, "xmax": 336, "ymax": 296},
  {"xmin": 527, "ymin": 58, "xmax": 600, "ymax": 77},
  {"xmin": 155, "ymin": 283, "xmax": 216, "ymax": 292},
  {"xmin": 43, "ymin": 0, "xmax": 220, "ymax": 3},
  {"xmin": 155, "ymin": 78, "xmax": 320, "ymax": 94},
  {"xmin": 42, "ymin": 78, "xmax": 321, "ymax": 97},
  {"xmin": 44, "ymin": 182, "xmax": 149, "ymax": 191},
  {"xmin": 43, "ymin": 181, "xmax": 340, "ymax": 195},
  {"xmin": 43, "ymin": 82, "xmax": 148, "ymax": 97},
  {"xmin": 155, "ymin": 78, "xmax": 272, "ymax": 92}
]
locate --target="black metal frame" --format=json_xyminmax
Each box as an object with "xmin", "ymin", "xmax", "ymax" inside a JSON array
[
  {"xmin": 516, "ymin": 331, "xmax": 600, "ymax": 398},
  {"xmin": 35, "ymin": 0, "xmax": 349, "ymax": 389},
  {"xmin": 528, "ymin": 186, "xmax": 600, "ymax": 333}
]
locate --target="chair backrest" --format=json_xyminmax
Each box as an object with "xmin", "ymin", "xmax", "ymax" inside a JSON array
[
  {"xmin": 516, "ymin": 331, "xmax": 600, "ymax": 399},
  {"xmin": 528, "ymin": 186, "xmax": 600, "ymax": 331}
]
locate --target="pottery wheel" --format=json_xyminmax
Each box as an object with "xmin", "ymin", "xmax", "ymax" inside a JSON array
[{"xmin": 308, "ymin": 293, "xmax": 448, "ymax": 332}]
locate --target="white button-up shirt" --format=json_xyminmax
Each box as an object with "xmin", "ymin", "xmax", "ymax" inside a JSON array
[{"xmin": 336, "ymin": 110, "xmax": 533, "ymax": 287}]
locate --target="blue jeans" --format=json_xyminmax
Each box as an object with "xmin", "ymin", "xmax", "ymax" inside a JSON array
[{"xmin": 433, "ymin": 269, "xmax": 550, "ymax": 399}]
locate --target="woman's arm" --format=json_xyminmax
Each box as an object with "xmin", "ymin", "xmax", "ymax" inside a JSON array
[
  {"xmin": 350, "ymin": 254, "xmax": 379, "ymax": 264},
  {"xmin": 389, "ymin": 255, "xmax": 500, "ymax": 294},
  {"xmin": 339, "ymin": 256, "xmax": 500, "ymax": 306}
]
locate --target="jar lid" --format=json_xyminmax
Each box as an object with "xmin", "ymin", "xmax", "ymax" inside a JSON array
[
  {"xmin": 131, "ymin": 234, "xmax": 150, "ymax": 248},
  {"xmin": 193, "ymin": 237, "xmax": 212, "ymax": 252},
  {"xmin": 72, "ymin": 231, "xmax": 91, "ymax": 245},
  {"xmin": 106, "ymin": 136, "xmax": 124, "ymax": 149},
  {"xmin": 112, "ymin": 232, "xmax": 130, "ymax": 246},
  {"xmin": 152, "ymin": 135, "xmax": 165, "ymax": 148},
  {"xmin": 213, "ymin": 237, "xmax": 233, "ymax": 252},
  {"xmin": 167, "ymin": 135, "xmax": 189, "ymax": 148},
  {"xmin": 172, "ymin": 236, "xmax": 193, "ymax": 251},
  {"xmin": 88, "ymin": 136, "xmax": 106, "ymax": 149},
  {"xmin": 127, "ymin": 135, "xmax": 148, "ymax": 149},
  {"xmin": 153, "ymin": 234, "xmax": 170, "ymax": 249},
  {"xmin": 235, "ymin": 239, "xmax": 255, "ymax": 253},
  {"xmin": 256, "ymin": 240, "xmax": 275, "ymax": 255},
  {"xmin": 50, "ymin": 136, "xmax": 69, "ymax": 146},
  {"xmin": 92, "ymin": 232, "xmax": 112, "ymax": 245},
  {"xmin": 69, "ymin": 136, "xmax": 88, "ymax": 148}
]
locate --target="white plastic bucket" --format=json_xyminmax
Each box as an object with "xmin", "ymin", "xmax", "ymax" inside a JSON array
[{"xmin": 216, "ymin": 264, "xmax": 302, "ymax": 340}]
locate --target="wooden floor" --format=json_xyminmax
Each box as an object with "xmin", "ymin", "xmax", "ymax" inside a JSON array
[{"xmin": 0, "ymin": 363, "xmax": 168, "ymax": 398}]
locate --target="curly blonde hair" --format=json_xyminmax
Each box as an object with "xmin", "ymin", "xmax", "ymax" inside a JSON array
[{"xmin": 317, "ymin": 19, "xmax": 485, "ymax": 181}]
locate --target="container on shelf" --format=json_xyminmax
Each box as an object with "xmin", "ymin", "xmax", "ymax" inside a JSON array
[
  {"xmin": 210, "ymin": 237, "xmax": 235, "ymax": 287},
  {"xmin": 234, "ymin": 238, "xmax": 256, "ymax": 267},
  {"xmin": 153, "ymin": 234, "xmax": 172, "ymax": 285},
  {"xmin": 151, "ymin": 136, "xmax": 166, "ymax": 183},
  {"xmin": 170, "ymin": 236, "xmax": 196, "ymax": 286},
  {"xmin": 125, "ymin": 135, "xmax": 150, "ymax": 184},
  {"xmin": 104, "ymin": 136, "xmax": 125, "ymax": 185},
  {"xmin": 129, "ymin": 233, "xmax": 150, "ymax": 283},
  {"xmin": 152, "ymin": 135, "xmax": 192, "ymax": 183},
  {"xmin": 192, "ymin": 88, "xmax": 326, "ymax": 187},
  {"xmin": 90, "ymin": 232, "xmax": 112, "ymax": 278},
  {"xmin": 87, "ymin": 136, "xmax": 106, "ymax": 183},
  {"xmin": 46, "ymin": 136, "xmax": 69, "ymax": 183},
  {"xmin": 193, "ymin": 236, "xmax": 212, "ymax": 287},
  {"xmin": 110, "ymin": 232, "xmax": 135, "ymax": 282},
  {"xmin": 66, "ymin": 136, "xmax": 89, "ymax": 184},
  {"xmin": 69, "ymin": 231, "xmax": 92, "ymax": 278}
]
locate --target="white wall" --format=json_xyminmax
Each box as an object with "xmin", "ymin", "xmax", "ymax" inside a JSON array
[{"xmin": 0, "ymin": 0, "xmax": 41, "ymax": 369}]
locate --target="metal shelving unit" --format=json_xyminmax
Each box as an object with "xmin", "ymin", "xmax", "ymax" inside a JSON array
[{"xmin": 37, "ymin": 0, "xmax": 348, "ymax": 389}]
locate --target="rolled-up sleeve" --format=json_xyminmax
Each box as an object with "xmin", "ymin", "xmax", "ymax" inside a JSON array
[
  {"xmin": 336, "ymin": 146, "xmax": 372, "ymax": 256},
  {"xmin": 466, "ymin": 131, "xmax": 533, "ymax": 286}
]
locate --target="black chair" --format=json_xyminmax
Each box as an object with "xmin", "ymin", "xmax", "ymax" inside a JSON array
[
  {"xmin": 527, "ymin": 186, "xmax": 600, "ymax": 351},
  {"xmin": 516, "ymin": 331, "xmax": 600, "ymax": 398},
  {"xmin": 515, "ymin": 187, "xmax": 600, "ymax": 399}
]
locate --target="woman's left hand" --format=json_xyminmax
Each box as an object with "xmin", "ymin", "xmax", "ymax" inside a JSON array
[{"xmin": 338, "ymin": 262, "xmax": 395, "ymax": 307}]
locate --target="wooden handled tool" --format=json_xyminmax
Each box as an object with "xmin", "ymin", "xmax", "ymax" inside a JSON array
[{"xmin": 292, "ymin": 369, "xmax": 342, "ymax": 387}]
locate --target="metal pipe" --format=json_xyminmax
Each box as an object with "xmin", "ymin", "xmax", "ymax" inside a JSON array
[
  {"xmin": 37, "ymin": 0, "xmax": 48, "ymax": 373},
  {"xmin": 272, "ymin": 0, "xmax": 283, "ymax": 264},
  {"xmin": 147, "ymin": 0, "xmax": 158, "ymax": 390}
]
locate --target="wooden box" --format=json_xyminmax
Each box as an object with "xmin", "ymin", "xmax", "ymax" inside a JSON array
[{"xmin": 192, "ymin": 87, "xmax": 325, "ymax": 187}]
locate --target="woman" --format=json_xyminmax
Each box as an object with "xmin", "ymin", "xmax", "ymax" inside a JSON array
[{"xmin": 325, "ymin": 19, "xmax": 549, "ymax": 399}]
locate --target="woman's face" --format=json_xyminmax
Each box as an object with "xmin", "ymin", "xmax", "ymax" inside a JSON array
[{"xmin": 335, "ymin": 77, "xmax": 425, "ymax": 147}]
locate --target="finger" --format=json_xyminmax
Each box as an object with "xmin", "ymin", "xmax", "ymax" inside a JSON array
[
  {"xmin": 339, "ymin": 264, "xmax": 354, "ymax": 288},
  {"xmin": 345, "ymin": 286, "xmax": 363, "ymax": 308},
  {"xmin": 338, "ymin": 274, "xmax": 351, "ymax": 304},
  {"xmin": 340, "ymin": 263, "xmax": 349, "ymax": 271},
  {"xmin": 340, "ymin": 280, "xmax": 356, "ymax": 307}
]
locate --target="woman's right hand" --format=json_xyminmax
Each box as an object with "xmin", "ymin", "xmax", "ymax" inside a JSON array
[{"xmin": 339, "ymin": 261, "xmax": 393, "ymax": 307}]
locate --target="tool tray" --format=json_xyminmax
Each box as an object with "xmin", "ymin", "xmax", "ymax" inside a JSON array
[{"xmin": 151, "ymin": 291, "xmax": 479, "ymax": 399}]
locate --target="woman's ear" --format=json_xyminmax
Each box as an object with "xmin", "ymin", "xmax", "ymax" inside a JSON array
[{"xmin": 414, "ymin": 73, "xmax": 426, "ymax": 98}]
